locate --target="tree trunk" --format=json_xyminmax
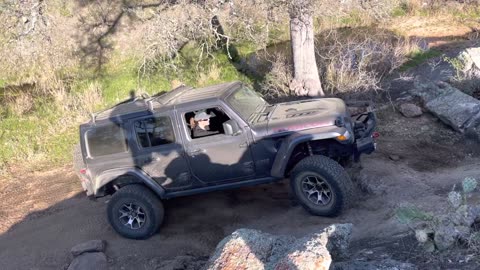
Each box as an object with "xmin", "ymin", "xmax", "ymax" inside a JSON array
[
  {"xmin": 211, "ymin": 15, "xmax": 239, "ymax": 62},
  {"xmin": 289, "ymin": 10, "xmax": 324, "ymax": 97}
]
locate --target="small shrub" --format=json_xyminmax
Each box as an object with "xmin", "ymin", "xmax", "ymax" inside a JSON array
[
  {"xmin": 463, "ymin": 177, "xmax": 478, "ymax": 194},
  {"xmin": 77, "ymin": 82, "xmax": 104, "ymax": 115},
  {"xmin": 392, "ymin": 2, "xmax": 409, "ymax": 17},
  {"xmin": 395, "ymin": 204, "xmax": 434, "ymax": 225},
  {"xmin": 396, "ymin": 177, "xmax": 479, "ymax": 252},
  {"xmin": 260, "ymin": 53, "xmax": 293, "ymax": 98},
  {"xmin": 316, "ymin": 27, "xmax": 417, "ymax": 93},
  {"xmin": 448, "ymin": 190, "xmax": 463, "ymax": 209},
  {"xmin": 444, "ymin": 55, "xmax": 466, "ymax": 78},
  {"xmin": 445, "ymin": 53, "xmax": 480, "ymax": 96}
]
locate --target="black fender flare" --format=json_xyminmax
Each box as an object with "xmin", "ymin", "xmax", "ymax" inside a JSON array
[
  {"xmin": 95, "ymin": 168, "xmax": 166, "ymax": 199},
  {"xmin": 270, "ymin": 127, "xmax": 350, "ymax": 178}
]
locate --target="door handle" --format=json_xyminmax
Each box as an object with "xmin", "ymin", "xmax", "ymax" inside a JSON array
[{"xmin": 189, "ymin": 149, "xmax": 205, "ymax": 155}]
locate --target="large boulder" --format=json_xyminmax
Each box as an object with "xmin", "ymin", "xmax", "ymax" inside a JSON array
[
  {"xmin": 411, "ymin": 78, "xmax": 480, "ymax": 132},
  {"xmin": 318, "ymin": 223, "xmax": 353, "ymax": 260},
  {"xmin": 71, "ymin": 240, "xmax": 106, "ymax": 257},
  {"xmin": 67, "ymin": 252, "xmax": 107, "ymax": 270},
  {"xmin": 206, "ymin": 228, "xmax": 295, "ymax": 270},
  {"xmin": 273, "ymin": 224, "xmax": 353, "ymax": 270},
  {"xmin": 205, "ymin": 224, "xmax": 353, "ymax": 270},
  {"xmin": 459, "ymin": 47, "xmax": 480, "ymax": 73},
  {"xmin": 274, "ymin": 244, "xmax": 331, "ymax": 270}
]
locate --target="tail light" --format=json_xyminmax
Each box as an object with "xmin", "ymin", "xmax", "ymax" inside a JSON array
[
  {"xmin": 372, "ymin": 132, "xmax": 380, "ymax": 139},
  {"xmin": 79, "ymin": 168, "xmax": 87, "ymax": 175}
]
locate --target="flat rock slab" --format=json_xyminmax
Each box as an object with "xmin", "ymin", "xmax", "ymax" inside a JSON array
[
  {"xmin": 67, "ymin": 252, "xmax": 107, "ymax": 270},
  {"xmin": 411, "ymin": 78, "xmax": 480, "ymax": 131},
  {"xmin": 71, "ymin": 240, "xmax": 106, "ymax": 257}
]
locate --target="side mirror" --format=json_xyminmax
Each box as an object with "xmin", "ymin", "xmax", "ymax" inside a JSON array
[{"xmin": 223, "ymin": 119, "xmax": 241, "ymax": 136}]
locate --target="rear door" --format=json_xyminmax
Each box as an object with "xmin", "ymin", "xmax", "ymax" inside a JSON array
[{"xmin": 130, "ymin": 113, "xmax": 192, "ymax": 190}]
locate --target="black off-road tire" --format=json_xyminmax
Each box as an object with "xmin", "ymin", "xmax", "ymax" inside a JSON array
[
  {"xmin": 107, "ymin": 185, "xmax": 164, "ymax": 239},
  {"xmin": 290, "ymin": 155, "xmax": 353, "ymax": 217}
]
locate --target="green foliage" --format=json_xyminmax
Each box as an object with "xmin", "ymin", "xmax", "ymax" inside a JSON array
[
  {"xmin": 444, "ymin": 55, "xmax": 466, "ymax": 78},
  {"xmin": 339, "ymin": 10, "xmax": 364, "ymax": 26},
  {"xmin": 266, "ymin": 23, "xmax": 290, "ymax": 45},
  {"xmin": 462, "ymin": 177, "xmax": 478, "ymax": 194},
  {"xmin": 399, "ymin": 49, "xmax": 442, "ymax": 71},
  {"xmin": 236, "ymin": 43, "xmax": 258, "ymax": 58},
  {"xmin": 448, "ymin": 190, "xmax": 462, "ymax": 209},
  {"xmin": 391, "ymin": 3, "xmax": 408, "ymax": 17},
  {"xmin": 452, "ymin": 7, "xmax": 480, "ymax": 21},
  {"xmin": 395, "ymin": 204, "xmax": 433, "ymax": 224}
]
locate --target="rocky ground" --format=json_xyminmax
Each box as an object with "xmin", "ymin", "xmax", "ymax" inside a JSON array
[{"xmin": 2, "ymin": 43, "xmax": 480, "ymax": 269}]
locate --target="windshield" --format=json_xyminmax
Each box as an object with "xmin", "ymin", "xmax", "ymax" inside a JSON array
[{"xmin": 226, "ymin": 86, "xmax": 267, "ymax": 121}]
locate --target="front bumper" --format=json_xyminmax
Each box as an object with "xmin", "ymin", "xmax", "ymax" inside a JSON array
[{"xmin": 353, "ymin": 112, "xmax": 377, "ymax": 161}]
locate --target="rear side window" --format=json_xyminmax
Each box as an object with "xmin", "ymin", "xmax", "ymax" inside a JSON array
[
  {"xmin": 134, "ymin": 116, "xmax": 175, "ymax": 148},
  {"xmin": 86, "ymin": 124, "xmax": 128, "ymax": 157}
]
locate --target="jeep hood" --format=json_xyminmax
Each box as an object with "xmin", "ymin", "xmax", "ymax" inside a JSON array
[{"xmin": 257, "ymin": 98, "xmax": 348, "ymax": 135}]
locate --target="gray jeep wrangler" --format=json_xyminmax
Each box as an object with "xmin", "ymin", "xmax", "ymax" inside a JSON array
[{"xmin": 74, "ymin": 81, "xmax": 377, "ymax": 239}]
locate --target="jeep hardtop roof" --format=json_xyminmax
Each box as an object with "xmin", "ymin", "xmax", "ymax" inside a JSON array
[{"xmin": 85, "ymin": 81, "xmax": 241, "ymax": 125}]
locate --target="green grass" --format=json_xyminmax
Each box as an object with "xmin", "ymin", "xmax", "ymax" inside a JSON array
[
  {"xmin": 399, "ymin": 49, "xmax": 442, "ymax": 71},
  {"xmin": 339, "ymin": 10, "xmax": 364, "ymax": 26},
  {"xmin": 391, "ymin": 3, "xmax": 408, "ymax": 17},
  {"xmin": 0, "ymin": 96, "xmax": 73, "ymax": 168},
  {"xmin": 452, "ymin": 7, "xmax": 480, "ymax": 21}
]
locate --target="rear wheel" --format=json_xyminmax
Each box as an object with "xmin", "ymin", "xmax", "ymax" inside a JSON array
[
  {"xmin": 290, "ymin": 155, "xmax": 353, "ymax": 216},
  {"xmin": 107, "ymin": 185, "xmax": 164, "ymax": 239}
]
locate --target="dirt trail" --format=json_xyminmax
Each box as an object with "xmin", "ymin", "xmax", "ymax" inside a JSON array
[{"xmin": 0, "ymin": 107, "xmax": 479, "ymax": 270}]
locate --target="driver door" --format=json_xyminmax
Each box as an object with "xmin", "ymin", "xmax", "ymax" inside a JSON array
[{"xmin": 178, "ymin": 106, "xmax": 255, "ymax": 184}]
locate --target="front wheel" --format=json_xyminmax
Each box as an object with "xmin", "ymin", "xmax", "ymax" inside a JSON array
[
  {"xmin": 107, "ymin": 185, "xmax": 164, "ymax": 239},
  {"xmin": 290, "ymin": 155, "xmax": 353, "ymax": 216}
]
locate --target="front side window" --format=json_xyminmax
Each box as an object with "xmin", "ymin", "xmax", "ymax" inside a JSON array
[
  {"xmin": 86, "ymin": 124, "xmax": 128, "ymax": 157},
  {"xmin": 135, "ymin": 116, "xmax": 175, "ymax": 148},
  {"xmin": 184, "ymin": 107, "xmax": 231, "ymax": 139}
]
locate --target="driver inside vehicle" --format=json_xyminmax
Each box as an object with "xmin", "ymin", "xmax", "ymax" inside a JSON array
[{"xmin": 192, "ymin": 111, "xmax": 219, "ymax": 138}]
